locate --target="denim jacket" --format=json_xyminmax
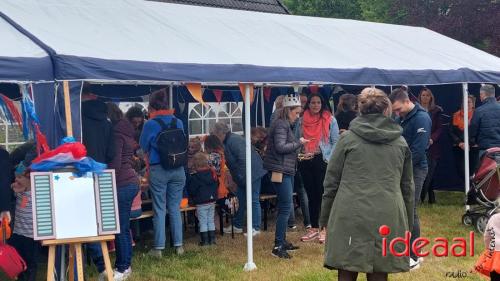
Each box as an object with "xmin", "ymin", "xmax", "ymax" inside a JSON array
[{"xmin": 294, "ymin": 115, "xmax": 340, "ymax": 162}]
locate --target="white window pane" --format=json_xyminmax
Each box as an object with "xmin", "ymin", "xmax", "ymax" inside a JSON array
[
  {"xmin": 232, "ymin": 118, "xmax": 243, "ymax": 132},
  {"xmin": 189, "ymin": 120, "xmax": 202, "ymax": 135}
]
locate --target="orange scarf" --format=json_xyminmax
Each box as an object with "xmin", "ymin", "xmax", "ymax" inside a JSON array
[
  {"xmin": 452, "ymin": 109, "xmax": 473, "ymax": 131},
  {"xmin": 302, "ymin": 110, "xmax": 332, "ymax": 153},
  {"xmin": 149, "ymin": 109, "xmax": 175, "ymax": 119}
]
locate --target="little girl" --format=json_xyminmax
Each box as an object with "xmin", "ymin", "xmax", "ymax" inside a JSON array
[
  {"xmin": 476, "ymin": 212, "xmax": 500, "ymax": 280},
  {"xmin": 187, "ymin": 152, "xmax": 218, "ymax": 246},
  {"xmin": 9, "ymin": 163, "xmax": 40, "ymax": 281}
]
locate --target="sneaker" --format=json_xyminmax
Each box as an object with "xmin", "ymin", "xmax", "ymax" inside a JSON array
[
  {"xmin": 175, "ymin": 246, "xmax": 185, "ymax": 255},
  {"xmin": 283, "ymin": 241, "xmax": 299, "ymax": 252},
  {"xmin": 271, "ymin": 246, "xmax": 291, "ymax": 259},
  {"xmin": 300, "ymin": 228, "xmax": 319, "ymax": 242},
  {"xmin": 288, "ymin": 225, "xmax": 297, "ymax": 230},
  {"xmin": 410, "ymin": 257, "xmax": 421, "ymax": 271},
  {"xmin": 305, "ymin": 225, "xmax": 312, "ymax": 229},
  {"xmin": 223, "ymin": 226, "xmax": 243, "ymax": 234},
  {"xmin": 318, "ymin": 229, "xmax": 326, "ymax": 244},
  {"xmin": 243, "ymin": 229, "xmax": 261, "ymax": 237},
  {"xmin": 147, "ymin": 249, "xmax": 162, "ymax": 258},
  {"xmin": 113, "ymin": 267, "xmax": 132, "ymax": 281}
]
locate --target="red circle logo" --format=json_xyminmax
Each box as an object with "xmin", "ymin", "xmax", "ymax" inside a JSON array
[{"xmin": 379, "ymin": 225, "xmax": 391, "ymax": 236}]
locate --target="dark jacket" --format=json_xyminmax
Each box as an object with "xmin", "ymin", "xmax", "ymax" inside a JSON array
[
  {"xmin": 0, "ymin": 148, "xmax": 12, "ymax": 212},
  {"xmin": 223, "ymin": 133, "xmax": 266, "ymax": 188},
  {"xmin": 470, "ymin": 97, "xmax": 500, "ymax": 150},
  {"xmin": 187, "ymin": 169, "xmax": 218, "ymax": 205},
  {"xmin": 397, "ymin": 103, "xmax": 432, "ymax": 168},
  {"xmin": 428, "ymin": 106, "xmax": 444, "ymax": 160},
  {"xmin": 320, "ymin": 114, "xmax": 414, "ymax": 273},
  {"xmin": 82, "ymin": 100, "xmax": 115, "ymax": 164},
  {"xmin": 263, "ymin": 118, "xmax": 301, "ymax": 176},
  {"xmin": 335, "ymin": 110, "xmax": 357, "ymax": 131},
  {"xmin": 109, "ymin": 119, "xmax": 138, "ymax": 187}
]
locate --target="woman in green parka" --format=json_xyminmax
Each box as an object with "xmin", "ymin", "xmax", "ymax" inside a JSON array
[{"xmin": 319, "ymin": 88, "xmax": 415, "ymax": 281}]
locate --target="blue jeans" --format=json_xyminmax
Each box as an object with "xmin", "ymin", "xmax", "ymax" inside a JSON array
[
  {"xmin": 197, "ymin": 203, "xmax": 215, "ymax": 232},
  {"xmin": 410, "ymin": 166, "xmax": 428, "ymax": 260},
  {"xmin": 274, "ymin": 175, "xmax": 293, "ymax": 247},
  {"xmin": 234, "ymin": 178, "xmax": 262, "ymax": 230},
  {"xmin": 87, "ymin": 243, "xmax": 104, "ymax": 273},
  {"xmin": 149, "ymin": 165, "xmax": 186, "ymax": 249},
  {"xmin": 115, "ymin": 183, "xmax": 139, "ymax": 272}
]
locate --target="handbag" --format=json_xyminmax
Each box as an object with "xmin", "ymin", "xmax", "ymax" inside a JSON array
[{"xmin": 0, "ymin": 218, "xmax": 27, "ymax": 280}]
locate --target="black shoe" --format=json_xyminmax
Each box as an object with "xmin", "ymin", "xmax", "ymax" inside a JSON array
[
  {"xmin": 271, "ymin": 246, "xmax": 291, "ymax": 259},
  {"xmin": 283, "ymin": 240, "xmax": 299, "ymax": 251},
  {"xmin": 208, "ymin": 231, "xmax": 216, "ymax": 245},
  {"xmin": 199, "ymin": 232, "xmax": 209, "ymax": 246}
]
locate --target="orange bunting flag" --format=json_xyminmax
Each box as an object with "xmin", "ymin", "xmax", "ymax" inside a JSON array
[
  {"xmin": 239, "ymin": 83, "xmax": 255, "ymax": 104},
  {"xmin": 186, "ymin": 83, "xmax": 204, "ymax": 105}
]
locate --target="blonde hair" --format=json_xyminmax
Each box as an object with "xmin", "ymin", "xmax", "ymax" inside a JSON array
[
  {"xmin": 358, "ymin": 87, "xmax": 392, "ymax": 116},
  {"xmin": 192, "ymin": 152, "xmax": 209, "ymax": 170}
]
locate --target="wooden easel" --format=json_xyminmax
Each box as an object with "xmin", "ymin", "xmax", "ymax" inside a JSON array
[
  {"xmin": 43, "ymin": 235, "xmax": 115, "ymax": 281},
  {"xmin": 41, "ymin": 82, "xmax": 115, "ymax": 281}
]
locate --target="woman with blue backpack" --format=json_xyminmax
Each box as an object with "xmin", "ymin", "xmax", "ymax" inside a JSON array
[{"xmin": 139, "ymin": 90, "xmax": 187, "ymax": 257}]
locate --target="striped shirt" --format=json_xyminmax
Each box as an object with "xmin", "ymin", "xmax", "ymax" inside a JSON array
[{"xmin": 14, "ymin": 191, "xmax": 33, "ymax": 238}]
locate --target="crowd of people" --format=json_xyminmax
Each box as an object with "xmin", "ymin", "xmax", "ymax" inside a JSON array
[{"xmin": 0, "ymin": 83, "xmax": 499, "ymax": 281}]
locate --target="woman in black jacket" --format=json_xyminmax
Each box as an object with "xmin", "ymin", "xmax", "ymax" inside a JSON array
[
  {"xmin": 264, "ymin": 94, "xmax": 308, "ymax": 259},
  {"xmin": 335, "ymin": 93, "xmax": 358, "ymax": 134}
]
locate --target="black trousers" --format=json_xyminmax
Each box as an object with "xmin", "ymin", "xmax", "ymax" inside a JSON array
[
  {"xmin": 421, "ymin": 155, "xmax": 438, "ymax": 203},
  {"xmin": 453, "ymin": 146, "xmax": 479, "ymax": 179},
  {"xmin": 299, "ymin": 154, "xmax": 327, "ymax": 229},
  {"xmin": 8, "ymin": 233, "xmax": 40, "ymax": 281}
]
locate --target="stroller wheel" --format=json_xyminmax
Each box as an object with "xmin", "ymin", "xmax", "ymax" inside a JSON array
[
  {"xmin": 475, "ymin": 215, "xmax": 489, "ymax": 234},
  {"xmin": 462, "ymin": 214, "xmax": 473, "ymax": 226}
]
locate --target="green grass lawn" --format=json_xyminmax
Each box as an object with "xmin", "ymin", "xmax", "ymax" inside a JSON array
[{"xmin": 22, "ymin": 191, "xmax": 489, "ymax": 280}]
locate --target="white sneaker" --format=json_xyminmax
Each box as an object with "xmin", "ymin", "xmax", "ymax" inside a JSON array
[
  {"xmin": 243, "ymin": 229, "xmax": 261, "ymax": 237},
  {"xmin": 223, "ymin": 226, "xmax": 243, "ymax": 234},
  {"xmin": 113, "ymin": 267, "xmax": 132, "ymax": 281},
  {"xmin": 410, "ymin": 257, "xmax": 421, "ymax": 271}
]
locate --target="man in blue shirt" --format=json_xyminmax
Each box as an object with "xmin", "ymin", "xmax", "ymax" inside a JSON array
[{"xmin": 390, "ymin": 88, "xmax": 431, "ymax": 270}]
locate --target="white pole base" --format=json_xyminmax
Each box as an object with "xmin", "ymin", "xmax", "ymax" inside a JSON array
[{"xmin": 243, "ymin": 262, "xmax": 257, "ymax": 272}]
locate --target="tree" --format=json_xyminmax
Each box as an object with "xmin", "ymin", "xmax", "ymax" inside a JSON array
[{"xmin": 283, "ymin": 0, "xmax": 363, "ymax": 19}]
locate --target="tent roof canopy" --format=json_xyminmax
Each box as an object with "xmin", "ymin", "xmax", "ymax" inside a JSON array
[
  {"xmin": 0, "ymin": 0, "xmax": 499, "ymax": 85},
  {"xmin": 0, "ymin": 16, "xmax": 52, "ymax": 83}
]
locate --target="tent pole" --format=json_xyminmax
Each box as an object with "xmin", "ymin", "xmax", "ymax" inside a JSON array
[
  {"xmin": 462, "ymin": 83, "xmax": 470, "ymax": 211},
  {"xmin": 63, "ymin": 81, "xmax": 73, "ymax": 137},
  {"xmin": 243, "ymin": 84, "xmax": 257, "ymax": 272},
  {"xmin": 169, "ymin": 84, "xmax": 174, "ymax": 109},
  {"xmin": 260, "ymin": 86, "xmax": 266, "ymax": 127}
]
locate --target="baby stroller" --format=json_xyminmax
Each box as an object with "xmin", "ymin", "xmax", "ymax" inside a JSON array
[{"xmin": 462, "ymin": 147, "xmax": 500, "ymax": 233}]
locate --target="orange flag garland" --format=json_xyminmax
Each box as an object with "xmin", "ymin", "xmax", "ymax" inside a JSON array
[
  {"xmin": 239, "ymin": 83, "xmax": 255, "ymax": 104},
  {"xmin": 186, "ymin": 83, "xmax": 204, "ymax": 105}
]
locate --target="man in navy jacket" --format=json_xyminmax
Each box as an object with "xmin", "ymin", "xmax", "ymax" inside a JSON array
[
  {"xmin": 390, "ymin": 88, "xmax": 431, "ymax": 270},
  {"xmin": 470, "ymin": 84, "xmax": 500, "ymax": 156}
]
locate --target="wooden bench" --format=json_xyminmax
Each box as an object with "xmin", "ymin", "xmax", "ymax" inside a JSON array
[{"xmin": 260, "ymin": 193, "xmax": 297, "ymax": 231}]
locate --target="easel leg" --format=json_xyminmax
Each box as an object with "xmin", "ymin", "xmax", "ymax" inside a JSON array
[
  {"xmin": 69, "ymin": 245, "xmax": 75, "ymax": 281},
  {"xmin": 47, "ymin": 245, "xmax": 56, "ymax": 281},
  {"xmin": 75, "ymin": 243, "xmax": 84, "ymax": 281},
  {"xmin": 101, "ymin": 241, "xmax": 114, "ymax": 281}
]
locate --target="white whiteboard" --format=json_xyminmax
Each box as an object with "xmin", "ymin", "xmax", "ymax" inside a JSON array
[{"xmin": 52, "ymin": 172, "xmax": 98, "ymax": 239}]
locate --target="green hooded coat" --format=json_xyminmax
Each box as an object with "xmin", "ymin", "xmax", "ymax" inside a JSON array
[{"xmin": 319, "ymin": 114, "xmax": 414, "ymax": 273}]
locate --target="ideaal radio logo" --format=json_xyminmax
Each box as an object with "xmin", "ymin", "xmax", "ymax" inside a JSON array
[{"xmin": 378, "ymin": 225, "xmax": 475, "ymax": 258}]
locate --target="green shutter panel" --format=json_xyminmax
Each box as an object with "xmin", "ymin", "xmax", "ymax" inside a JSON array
[
  {"xmin": 94, "ymin": 170, "xmax": 120, "ymax": 235},
  {"xmin": 31, "ymin": 173, "xmax": 56, "ymax": 240}
]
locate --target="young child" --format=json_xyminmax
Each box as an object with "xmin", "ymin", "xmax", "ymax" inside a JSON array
[
  {"xmin": 204, "ymin": 135, "xmax": 229, "ymax": 199},
  {"xmin": 187, "ymin": 152, "xmax": 218, "ymax": 246},
  {"xmin": 476, "ymin": 212, "xmax": 500, "ymax": 280},
  {"xmin": 8, "ymin": 162, "xmax": 40, "ymax": 281}
]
